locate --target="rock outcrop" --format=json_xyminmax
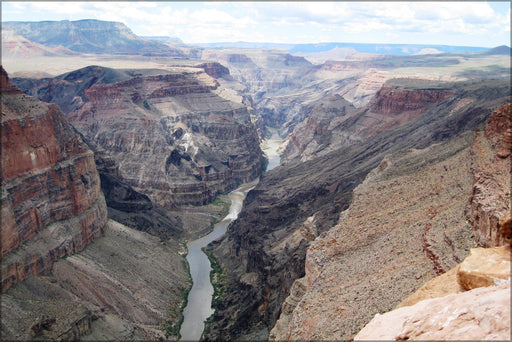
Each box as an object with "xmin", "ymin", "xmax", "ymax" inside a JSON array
[
  {"xmin": 469, "ymin": 103, "xmax": 511, "ymax": 247},
  {"xmin": 1, "ymin": 220, "xmax": 190, "ymax": 341},
  {"xmin": 280, "ymin": 83, "xmax": 454, "ymax": 163},
  {"xmin": 269, "ymin": 100, "xmax": 511, "ymax": 341},
  {"xmin": 355, "ymin": 280, "xmax": 510, "ymax": 341},
  {"xmin": 13, "ymin": 66, "xmax": 264, "ymax": 209},
  {"xmin": 1, "ymin": 66, "xmax": 108, "ymax": 293},
  {"xmin": 355, "ymin": 244, "xmax": 511, "ymax": 340},
  {"xmin": 204, "ymin": 78, "xmax": 510, "ymax": 341}
]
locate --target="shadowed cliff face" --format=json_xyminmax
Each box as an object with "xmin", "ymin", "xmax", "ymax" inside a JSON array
[
  {"xmin": 281, "ymin": 84, "xmax": 455, "ymax": 163},
  {"xmin": 0, "ymin": 66, "xmax": 108, "ymax": 293},
  {"xmin": 13, "ymin": 66, "xmax": 264, "ymax": 209},
  {"xmin": 203, "ymin": 79, "xmax": 510, "ymax": 341}
]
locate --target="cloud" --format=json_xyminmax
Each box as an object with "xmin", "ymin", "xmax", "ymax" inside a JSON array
[{"xmin": 1, "ymin": 1, "xmax": 509, "ymax": 46}]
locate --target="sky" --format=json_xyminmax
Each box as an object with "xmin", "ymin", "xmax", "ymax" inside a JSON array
[{"xmin": 2, "ymin": 1, "xmax": 511, "ymax": 48}]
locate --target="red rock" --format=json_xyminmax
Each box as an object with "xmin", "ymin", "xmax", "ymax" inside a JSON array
[
  {"xmin": 1, "ymin": 67, "xmax": 108, "ymax": 293},
  {"xmin": 469, "ymin": 103, "xmax": 511, "ymax": 247}
]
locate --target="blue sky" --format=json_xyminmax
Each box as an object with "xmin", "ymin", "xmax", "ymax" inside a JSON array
[{"xmin": 2, "ymin": 1, "xmax": 510, "ymax": 47}]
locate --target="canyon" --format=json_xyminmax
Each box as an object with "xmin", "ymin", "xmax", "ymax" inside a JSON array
[
  {"xmin": 202, "ymin": 77, "xmax": 511, "ymax": 341},
  {"xmin": 1, "ymin": 19, "xmax": 510, "ymax": 341},
  {"xmin": 12, "ymin": 64, "xmax": 264, "ymax": 212}
]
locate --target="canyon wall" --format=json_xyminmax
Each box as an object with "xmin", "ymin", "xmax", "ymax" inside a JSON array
[
  {"xmin": 353, "ymin": 104, "xmax": 511, "ymax": 340},
  {"xmin": 1, "ymin": 67, "xmax": 190, "ymax": 340},
  {"xmin": 280, "ymin": 83, "xmax": 454, "ymax": 163},
  {"xmin": 1, "ymin": 219, "xmax": 190, "ymax": 341},
  {"xmin": 13, "ymin": 65, "xmax": 264, "ymax": 209},
  {"xmin": 0, "ymin": 66, "xmax": 108, "ymax": 293},
  {"xmin": 469, "ymin": 103, "xmax": 511, "ymax": 247},
  {"xmin": 203, "ymin": 79, "xmax": 510, "ymax": 341}
]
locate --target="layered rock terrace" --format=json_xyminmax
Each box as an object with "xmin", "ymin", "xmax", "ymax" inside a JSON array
[
  {"xmin": 1, "ymin": 67, "xmax": 108, "ymax": 293},
  {"xmin": 13, "ymin": 66, "xmax": 264, "ymax": 209}
]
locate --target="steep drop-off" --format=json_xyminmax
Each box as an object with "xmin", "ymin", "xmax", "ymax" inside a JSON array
[
  {"xmin": 1, "ymin": 67, "xmax": 190, "ymax": 340},
  {"xmin": 203, "ymin": 79, "xmax": 510, "ymax": 341},
  {"xmin": 352, "ymin": 104, "xmax": 511, "ymax": 340},
  {"xmin": 13, "ymin": 65, "xmax": 264, "ymax": 209},
  {"xmin": 0, "ymin": 66, "xmax": 108, "ymax": 293},
  {"xmin": 280, "ymin": 83, "xmax": 454, "ymax": 163}
]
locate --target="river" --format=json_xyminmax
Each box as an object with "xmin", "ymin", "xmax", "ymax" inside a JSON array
[{"xmin": 179, "ymin": 128, "xmax": 282, "ymax": 341}]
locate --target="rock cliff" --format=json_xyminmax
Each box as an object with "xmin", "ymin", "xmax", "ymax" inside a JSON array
[
  {"xmin": 1, "ymin": 220, "xmax": 190, "ymax": 341},
  {"xmin": 203, "ymin": 79, "xmax": 510, "ymax": 341},
  {"xmin": 270, "ymin": 102, "xmax": 511, "ymax": 341},
  {"xmin": 280, "ymin": 83, "xmax": 454, "ymax": 163},
  {"xmin": 13, "ymin": 66, "xmax": 264, "ymax": 209},
  {"xmin": 469, "ymin": 103, "xmax": 511, "ymax": 247},
  {"xmin": 0, "ymin": 66, "xmax": 108, "ymax": 293}
]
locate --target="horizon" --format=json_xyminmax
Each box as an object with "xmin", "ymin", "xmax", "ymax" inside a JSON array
[{"xmin": 2, "ymin": 1, "xmax": 511, "ymax": 48}]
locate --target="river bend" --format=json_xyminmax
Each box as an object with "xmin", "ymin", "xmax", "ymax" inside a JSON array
[{"xmin": 179, "ymin": 128, "xmax": 281, "ymax": 341}]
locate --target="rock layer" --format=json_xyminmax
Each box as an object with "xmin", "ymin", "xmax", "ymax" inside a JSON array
[
  {"xmin": 280, "ymin": 84, "xmax": 454, "ymax": 163},
  {"xmin": 204, "ymin": 79, "xmax": 510, "ymax": 341},
  {"xmin": 0, "ymin": 66, "xmax": 108, "ymax": 293},
  {"xmin": 469, "ymin": 103, "xmax": 511, "ymax": 247},
  {"xmin": 1, "ymin": 220, "xmax": 190, "ymax": 341},
  {"xmin": 354, "ymin": 281, "xmax": 510, "ymax": 341},
  {"xmin": 269, "ymin": 100, "xmax": 512, "ymax": 341},
  {"xmin": 13, "ymin": 66, "xmax": 264, "ymax": 209}
]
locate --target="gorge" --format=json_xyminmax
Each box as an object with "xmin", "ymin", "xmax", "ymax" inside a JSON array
[{"xmin": 1, "ymin": 18, "xmax": 510, "ymax": 341}]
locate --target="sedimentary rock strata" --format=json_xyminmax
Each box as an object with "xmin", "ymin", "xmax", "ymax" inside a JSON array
[
  {"xmin": 0, "ymin": 66, "xmax": 108, "ymax": 293},
  {"xmin": 204, "ymin": 79, "xmax": 510, "ymax": 341},
  {"xmin": 13, "ymin": 66, "xmax": 264, "ymax": 208},
  {"xmin": 269, "ymin": 99, "xmax": 512, "ymax": 341},
  {"xmin": 1, "ymin": 220, "xmax": 190, "ymax": 341},
  {"xmin": 469, "ymin": 103, "xmax": 511, "ymax": 247}
]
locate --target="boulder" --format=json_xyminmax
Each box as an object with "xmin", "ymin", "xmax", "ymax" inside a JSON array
[
  {"xmin": 457, "ymin": 246, "xmax": 511, "ymax": 290},
  {"xmin": 355, "ymin": 281, "xmax": 510, "ymax": 341}
]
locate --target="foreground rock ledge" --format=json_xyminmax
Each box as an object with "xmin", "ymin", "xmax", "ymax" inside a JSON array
[{"xmin": 354, "ymin": 280, "xmax": 510, "ymax": 341}]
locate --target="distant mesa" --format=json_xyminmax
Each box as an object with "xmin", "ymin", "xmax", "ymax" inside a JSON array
[
  {"xmin": 141, "ymin": 36, "xmax": 184, "ymax": 44},
  {"xmin": 3, "ymin": 19, "xmax": 191, "ymax": 57},
  {"xmin": 480, "ymin": 45, "xmax": 511, "ymax": 55}
]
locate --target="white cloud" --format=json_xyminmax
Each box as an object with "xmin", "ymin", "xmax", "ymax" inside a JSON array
[{"xmin": 1, "ymin": 1, "xmax": 510, "ymax": 46}]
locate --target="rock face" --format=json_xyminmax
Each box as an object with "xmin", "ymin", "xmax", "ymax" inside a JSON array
[
  {"xmin": 270, "ymin": 134, "xmax": 478, "ymax": 341},
  {"xmin": 3, "ymin": 20, "xmax": 191, "ymax": 57},
  {"xmin": 88, "ymin": 138, "xmax": 184, "ymax": 241},
  {"xmin": 355, "ymin": 244, "xmax": 511, "ymax": 340},
  {"xmin": 1, "ymin": 220, "xmax": 190, "ymax": 341},
  {"xmin": 13, "ymin": 66, "xmax": 264, "ymax": 209},
  {"xmin": 280, "ymin": 84, "xmax": 454, "ymax": 163},
  {"xmin": 203, "ymin": 78, "xmax": 510, "ymax": 341},
  {"xmin": 355, "ymin": 281, "xmax": 510, "ymax": 341},
  {"xmin": 469, "ymin": 103, "xmax": 511, "ymax": 247},
  {"xmin": 0, "ymin": 66, "xmax": 108, "ymax": 293},
  {"xmin": 269, "ymin": 99, "xmax": 512, "ymax": 341}
]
